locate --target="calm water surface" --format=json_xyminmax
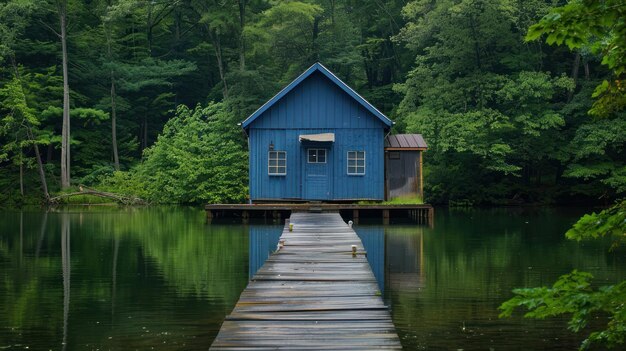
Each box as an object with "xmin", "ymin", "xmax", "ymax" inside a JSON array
[{"xmin": 0, "ymin": 206, "xmax": 624, "ymax": 350}]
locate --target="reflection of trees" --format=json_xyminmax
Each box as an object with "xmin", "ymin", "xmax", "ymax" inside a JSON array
[
  {"xmin": 0, "ymin": 207, "xmax": 250, "ymax": 348},
  {"xmin": 386, "ymin": 209, "xmax": 626, "ymax": 350},
  {"xmin": 61, "ymin": 213, "xmax": 70, "ymax": 351}
]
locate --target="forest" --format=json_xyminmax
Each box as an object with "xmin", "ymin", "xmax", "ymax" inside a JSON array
[{"xmin": 0, "ymin": 0, "xmax": 624, "ymax": 206}]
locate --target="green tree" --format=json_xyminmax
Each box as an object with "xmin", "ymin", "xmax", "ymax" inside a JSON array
[
  {"xmin": 395, "ymin": 0, "xmax": 575, "ymax": 203},
  {"xmin": 105, "ymin": 102, "xmax": 248, "ymax": 204},
  {"xmin": 500, "ymin": 1, "xmax": 626, "ymax": 349}
]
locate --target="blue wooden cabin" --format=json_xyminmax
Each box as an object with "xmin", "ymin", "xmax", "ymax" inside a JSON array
[{"xmin": 242, "ymin": 63, "xmax": 393, "ymax": 202}]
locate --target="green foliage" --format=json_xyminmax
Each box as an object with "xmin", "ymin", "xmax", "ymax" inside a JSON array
[
  {"xmin": 0, "ymin": 0, "xmax": 624, "ymax": 206},
  {"xmin": 499, "ymin": 5, "xmax": 626, "ymax": 346},
  {"xmin": 112, "ymin": 102, "xmax": 248, "ymax": 204},
  {"xmin": 395, "ymin": 0, "xmax": 625, "ymax": 204},
  {"xmin": 500, "ymin": 270, "xmax": 626, "ymax": 349},
  {"xmin": 500, "ymin": 200, "xmax": 626, "ymax": 349},
  {"xmin": 566, "ymin": 201, "xmax": 626, "ymax": 250},
  {"xmin": 382, "ymin": 195, "xmax": 424, "ymax": 205},
  {"xmin": 526, "ymin": 0, "xmax": 626, "ymax": 117}
]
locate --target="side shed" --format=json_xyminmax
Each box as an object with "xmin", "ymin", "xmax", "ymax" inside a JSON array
[{"xmin": 385, "ymin": 134, "xmax": 428, "ymax": 201}]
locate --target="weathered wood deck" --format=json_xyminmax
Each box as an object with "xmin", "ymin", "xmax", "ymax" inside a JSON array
[{"xmin": 210, "ymin": 212, "xmax": 402, "ymax": 350}]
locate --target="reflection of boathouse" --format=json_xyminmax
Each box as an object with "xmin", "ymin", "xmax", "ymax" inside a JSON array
[
  {"xmin": 248, "ymin": 222, "xmax": 425, "ymax": 291},
  {"xmin": 248, "ymin": 224, "xmax": 283, "ymax": 279},
  {"xmin": 384, "ymin": 226, "xmax": 425, "ymax": 291},
  {"xmin": 360, "ymin": 225, "xmax": 426, "ymax": 292}
]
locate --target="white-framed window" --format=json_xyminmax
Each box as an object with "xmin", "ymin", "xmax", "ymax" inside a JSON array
[
  {"xmin": 347, "ymin": 151, "xmax": 365, "ymax": 175},
  {"xmin": 307, "ymin": 149, "xmax": 327, "ymax": 163},
  {"xmin": 268, "ymin": 151, "xmax": 287, "ymax": 175}
]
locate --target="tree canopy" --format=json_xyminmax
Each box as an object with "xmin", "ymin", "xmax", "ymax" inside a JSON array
[{"xmin": 0, "ymin": 0, "xmax": 623, "ymax": 206}]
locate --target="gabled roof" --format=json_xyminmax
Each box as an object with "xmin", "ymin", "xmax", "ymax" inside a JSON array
[
  {"xmin": 385, "ymin": 134, "xmax": 428, "ymax": 150},
  {"xmin": 242, "ymin": 62, "xmax": 393, "ymax": 129}
]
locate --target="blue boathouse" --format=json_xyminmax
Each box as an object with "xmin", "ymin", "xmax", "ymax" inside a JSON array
[{"xmin": 242, "ymin": 62, "xmax": 393, "ymax": 202}]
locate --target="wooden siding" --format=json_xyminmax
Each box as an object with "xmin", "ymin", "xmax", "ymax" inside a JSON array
[
  {"xmin": 251, "ymin": 72, "xmax": 384, "ymax": 130},
  {"xmin": 247, "ymin": 70, "xmax": 387, "ymax": 201},
  {"xmin": 385, "ymin": 150, "xmax": 422, "ymax": 199},
  {"xmin": 242, "ymin": 63, "xmax": 392, "ymax": 129},
  {"xmin": 249, "ymin": 128, "xmax": 384, "ymax": 200}
]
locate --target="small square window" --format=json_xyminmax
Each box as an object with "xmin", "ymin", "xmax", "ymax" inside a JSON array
[
  {"xmin": 268, "ymin": 151, "xmax": 286, "ymax": 175},
  {"xmin": 307, "ymin": 149, "xmax": 327, "ymax": 163},
  {"xmin": 388, "ymin": 151, "xmax": 400, "ymax": 159},
  {"xmin": 347, "ymin": 151, "xmax": 365, "ymax": 175}
]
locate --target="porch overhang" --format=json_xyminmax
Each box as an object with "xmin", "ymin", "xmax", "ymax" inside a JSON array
[{"xmin": 299, "ymin": 133, "xmax": 335, "ymax": 143}]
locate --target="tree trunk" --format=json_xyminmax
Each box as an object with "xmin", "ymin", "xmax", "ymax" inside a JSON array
[
  {"xmin": 10, "ymin": 56, "xmax": 49, "ymax": 200},
  {"xmin": 312, "ymin": 17, "xmax": 320, "ymax": 61},
  {"xmin": 59, "ymin": 0, "xmax": 71, "ymax": 189},
  {"xmin": 26, "ymin": 128, "xmax": 50, "ymax": 200},
  {"xmin": 111, "ymin": 77, "xmax": 120, "ymax": 170},
  {"xmin": 147, "ymin": 3, "xmax": 154, "ymax": 56},
  {"xmin": 568, "ymin": 52, "xmax": 581, "ymax": 102},
  {"xmin": 142, "ymin": 114, "xmax": 148, "ymax": 151},
  {"xmin": 208, "ymin": 28, "xmax": 228, "ymax": 99},
  {"xmin": 104, "ymin": 24, "xmax": 120, "ymax": 171},
  {"xmin": 238, "ymin": 0, "xmax": 246, "ymax": 71},
  {"xmin": 47, "ymin": 144, "xmax": 53, "ymax": 162}
]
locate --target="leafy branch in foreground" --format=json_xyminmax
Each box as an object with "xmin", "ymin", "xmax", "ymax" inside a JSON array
[
  {"xmin": 566, "ymin": 200, "xmax": 626, "ymax": 250},
  {"xmin": 499, "ymin": 270, "xmax": 626, "ymax": 350},
  {"xmin": 499, "ymin": 200, "xmax": 626, "ymax": 349}
]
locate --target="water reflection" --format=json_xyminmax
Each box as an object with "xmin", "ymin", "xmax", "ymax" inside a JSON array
[
  {"xmin": 61, "ymin": 213, "xmax": 71, "ymax": 351},
  {"xmin": 1, "ymin": 208, "xmax": 625, "ymax": 350},
  {"xmin": 248, "ymin": 224, "xmax": 283, "ymax": 279},
  {"xmin": 0, "ymin": 208, "xmax": 250, "ymax": 350},
  {"xmin": 351, "ymin": 224, "xmax": 426, "ymax": 294}
]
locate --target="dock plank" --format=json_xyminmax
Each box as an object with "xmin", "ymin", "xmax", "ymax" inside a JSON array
[{"xmin": 209, "ymin": 212, "xmax": 402, "ymax": 350}]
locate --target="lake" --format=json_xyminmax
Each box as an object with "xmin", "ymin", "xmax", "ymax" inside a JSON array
[{"xmin": 1, "ymin": 206, "xmax": 624, "ymax": 350}]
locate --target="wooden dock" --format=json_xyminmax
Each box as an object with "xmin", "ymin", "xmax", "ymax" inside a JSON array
[
  {"xmin": 205, "ymin": 203, "xmax": 433, "ymax": 225},
  {"xmin": 210, "ymin": 212, "xmax": 402, "ymax": 350}
]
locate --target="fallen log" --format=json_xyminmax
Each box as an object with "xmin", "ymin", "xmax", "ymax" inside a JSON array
[{"xmin": 48, "ymin": 185, "xmax": 146, "ymax": 205}]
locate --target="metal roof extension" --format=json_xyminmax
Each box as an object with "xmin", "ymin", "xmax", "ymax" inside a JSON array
[{"xmin": 385, "ymin": 134, "xmax": 428, "ymax": 150}]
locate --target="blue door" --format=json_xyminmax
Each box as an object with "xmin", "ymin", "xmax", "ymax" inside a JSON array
[{"xmin": 303, "ymin": 148, "xmax": 330, "ymax": 200}]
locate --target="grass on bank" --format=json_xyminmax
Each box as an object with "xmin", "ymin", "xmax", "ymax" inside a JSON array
[{"xmin": 358, "ymin": 195, "xmax": 424, "ymax": 205}]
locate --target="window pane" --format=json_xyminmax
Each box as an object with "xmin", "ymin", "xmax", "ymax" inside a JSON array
[
  {"xmin": 308, "ymin": 149, "xmax": 315, "ymax": 163},
  {"xmin": 318, "ymin": 150, "xmax": 326, "ymax": 163},
  {"xmin": 269, "ymin": 151, "xmax": 286, "ymax": 175},
  {"xmin": 347, "ymin": 150, "xmax": 365, "ymax": 175}
]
